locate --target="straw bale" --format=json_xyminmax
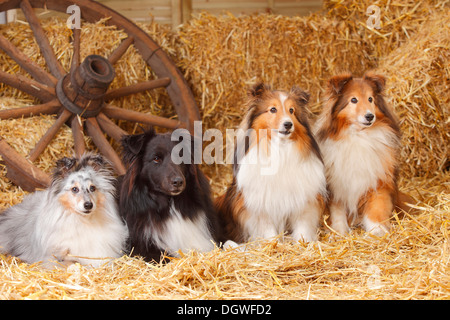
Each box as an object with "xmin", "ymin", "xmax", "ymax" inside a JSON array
[
  {"xmin": 175, "ymin": 12, "xmax": 374, "ymax": 127},
  {"xmin": 323, "ymin": 0, "xmax": 449, "ymax": 177},
  {"xmin": 173, "ymin": 1, "xmax": 448, "ymax": 183},
  {"xmin": 376, "ymin": 12, "xmax": 449, "ymax": 178},
  {"xmin": 0, "ymin": 0, "xmax": 449, "ymax": 300}
]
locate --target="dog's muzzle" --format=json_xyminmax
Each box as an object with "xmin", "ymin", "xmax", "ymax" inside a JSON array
[
  {"xmin": 279, "ymin": 121, "xmax": 293, "ymax": 136},
  {"xmin": 169, "ymin": 176, "xmax": 185, "ymax": 195}
]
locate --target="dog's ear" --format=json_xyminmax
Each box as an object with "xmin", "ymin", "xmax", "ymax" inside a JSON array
[
  {"xmin": 56, "ymin": 157, "xmax": 76, "ymax": 171},
  {"xmin": 248, "ymin": 82, "xmax": 270, "ymax": 99},
  {"xmin": 54, "ymin": 157, "xmax": 77, "ymax": 179},
  {"xmin": 121, "ymin": 129, "xmax": 155, "ymax": 165},
  {"xmin": 83, "ymin": 154, "xmax": 108, "ymax": 171},
  {"xmin": 363, "ymin": 72, "xmax": 386, "ymax": 94},
  {"xmin": 121, "ymin": 134, "xmax": 146, "ymax": 165},
  {"xmin": 328, "ymin": 73, "xmax": 353, "ymax": 95},
  {"xmin": 290, "ymin": 86, "xmax": 310, "ymax": 105}
]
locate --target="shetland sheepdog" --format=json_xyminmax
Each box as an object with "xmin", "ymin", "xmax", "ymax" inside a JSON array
[
  {"xmin": 119, "ymin": 129, "xmax": 220, "ymax": 262},
  {"xmin": 0, "ymin": 154, "xmax": 128, "ymax": 268},
  {"xmin": 215, "ymin": 83, "xmax": 327, "ymax": 243},
  {"xmin": 314, "ymin": 72, "xmax": 409, "ymax": 236}
]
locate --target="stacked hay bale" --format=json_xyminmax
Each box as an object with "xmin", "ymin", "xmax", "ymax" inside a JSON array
[
  {"xmin": 173, "ymin": 0, "xmax": 449, "ymax": 183},
  {"xmin": 322, "ymin": 0, "xmax": 449, "ymax": 179},
  {"xmin": 376, "ymin": 12, "xmax": 449, "ymax": 178}
]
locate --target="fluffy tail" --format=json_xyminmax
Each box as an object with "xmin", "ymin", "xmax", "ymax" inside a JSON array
[{"xmin": 395, "ymin": 191, "xmax": 419, "ymax": 215}]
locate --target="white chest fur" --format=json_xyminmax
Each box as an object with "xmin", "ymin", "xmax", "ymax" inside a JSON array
[
  {"xmin": 236, "ymin": 139, "xmax": 326, "ymax": 221},
  {"xmin": 46, "ymin": 199, "xmax": 127, "ymax": 267},
  {"xmin": 320, "ymin": 127, "xmax": 397, "ymax": 214},
  {"xmin": 150, "ymin": 203, "xmax": 215, "ymax": 256}
]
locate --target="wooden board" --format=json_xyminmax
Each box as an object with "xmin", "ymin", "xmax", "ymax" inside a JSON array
[
  {"xmin": 9, "ymin": 0, "xmax": 323, "ymax": 26},
  {"xmin": 96, "ymin": 0, "xmax": 322, "ymax": 25}
]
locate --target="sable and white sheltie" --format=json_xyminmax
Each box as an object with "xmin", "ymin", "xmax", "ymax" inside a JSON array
[
  {"xmin": 119, "ymin": 129, "xmax": 220, "ymax": 262},
  {"xmin": 215, "ymin": 83, "xmax": 327, "ymax": 243},
  {"xmin": 0, "ymin": 154, "xmax": 128, "ymax": 268},
  {"xmin": 314, "ymin": 72, "xmax": 407, "ymax": 236}
]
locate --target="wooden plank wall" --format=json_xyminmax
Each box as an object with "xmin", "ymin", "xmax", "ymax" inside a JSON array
[
  {"xmin": 6, "ymin": 1, "xmax": 323, "ymax": 26},
  {"xmin": 193, "ymin": 0, "xmax": 323, "ymax": 17},
  {"xmin": 96, "ymin": 0, "xmax": 323, "ymax": 25},
  {"xmin": 9, "ymin": 0, "xmax": 190, "ymax": 25},
  {"xmin": 97, "ymin": 0, "xmax": 186, "ymax": 24}
]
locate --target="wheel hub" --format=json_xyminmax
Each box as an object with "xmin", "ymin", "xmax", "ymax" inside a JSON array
[{"xmin": 56, "ymin": 54, "xmax": 115, "ymax": 118}]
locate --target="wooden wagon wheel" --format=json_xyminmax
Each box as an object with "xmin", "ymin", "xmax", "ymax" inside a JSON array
[{"xmin": 0, "ymin": 0, "xmax": 200, "ymax": 191}]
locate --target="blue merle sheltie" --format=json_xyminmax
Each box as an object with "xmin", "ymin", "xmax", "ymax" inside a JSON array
[
  {"xmin": 119, "ymin": 129, "xmax": 221, "ymax": 262},
  {"xmin": 0, "ymin": 154, "xmax": 128, "ymax": 268}
]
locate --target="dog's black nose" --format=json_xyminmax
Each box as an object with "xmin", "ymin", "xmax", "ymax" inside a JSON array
[
  {"xmin": 84, "ymin": 201, "xmax": 93, "ymax": 210},
  {"xmin": 365, "ymin": 113, "xmax": 374, "ymax": 122},
  {"xmin": 283, "ymin": 121, "xmax": 293, "ymax": 130},
  {"xmin": 171, "ymin": 177, "xmax": 184, "ymax": 188}
]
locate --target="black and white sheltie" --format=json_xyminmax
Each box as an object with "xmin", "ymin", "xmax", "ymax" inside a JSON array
[
  {"xmin": 119, "ymin": 129, "xmax": 220, "ymax": 262},
  {"xmin": 0, "ymin": 154, "xmax": 128, "ymax": 268},
  {"xmin": 215, "ymin": 83, "xmax": 327, "ymax": 243}
]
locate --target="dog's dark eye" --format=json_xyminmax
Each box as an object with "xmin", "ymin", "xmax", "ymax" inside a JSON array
[
  {"xmin": 269, "ymin": 107, "xmax": 277, "ymax": 113},
  {"xmin": 351, "ymin": 97, "xmax": 358, "ymax": 104},
  {"xmin": 153, "ymin": 156, "xmax": 161, "ymax": 164},
  {"xmin": 368, "ymin": 97, "xmax": 373, "ymax": 103},
  {"xmin": 89, "ymin": 185, "xmax": 96, "ymax": 192},
  {"xmin": 71, "ymin": 187, "xmax": 79, "ymax": 193},
  {"xmin": 289, "ymin": 108, "xmax": 294, "ymax": 114}
]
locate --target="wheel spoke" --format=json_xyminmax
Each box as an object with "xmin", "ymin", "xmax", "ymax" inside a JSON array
[
  {"xmin": 70, "ymin": 27, "xmax": 81, "ymax": 74},
  {"xmin": 0, "ymin": 34, "xmax": 57, "ymax": 87},
  {"xmin": 28, "ymin": 109, "xmax": 72, "ymax": 162},
  {"xmin": 71, "ymin": 115, "xmax": 86, "ymax": 158},
  {"xmin": 0, "ymin": 99, "xmax": 61, "ymax": 120},
  {"xmin": 20, "ymin": 0, "xmax": 66, "ymax": 79},
  {"xmin": 0, "ymin": 69, "xmax": 56, "ymax": 102},
  {"xmin": 96, "ymin": 112, "xmax": 127, "ymax": 143},
  {"xmin": 0, "ymin": 137, "xmax": 51, "ymax": 190},
  {"xmin": 108, "ymin": 36, "xmax": 135, "ymax": 65},
  {"xmin": 104, "ymin": 77, "xmax": 171, "ymax": 100},
  {"xmin": 102, "ymin": 104, "xmax": 184, "ymax": 130},
  {"xmin": 85, "ymin": 117, "xmax": 126, "ymax": 175}
]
